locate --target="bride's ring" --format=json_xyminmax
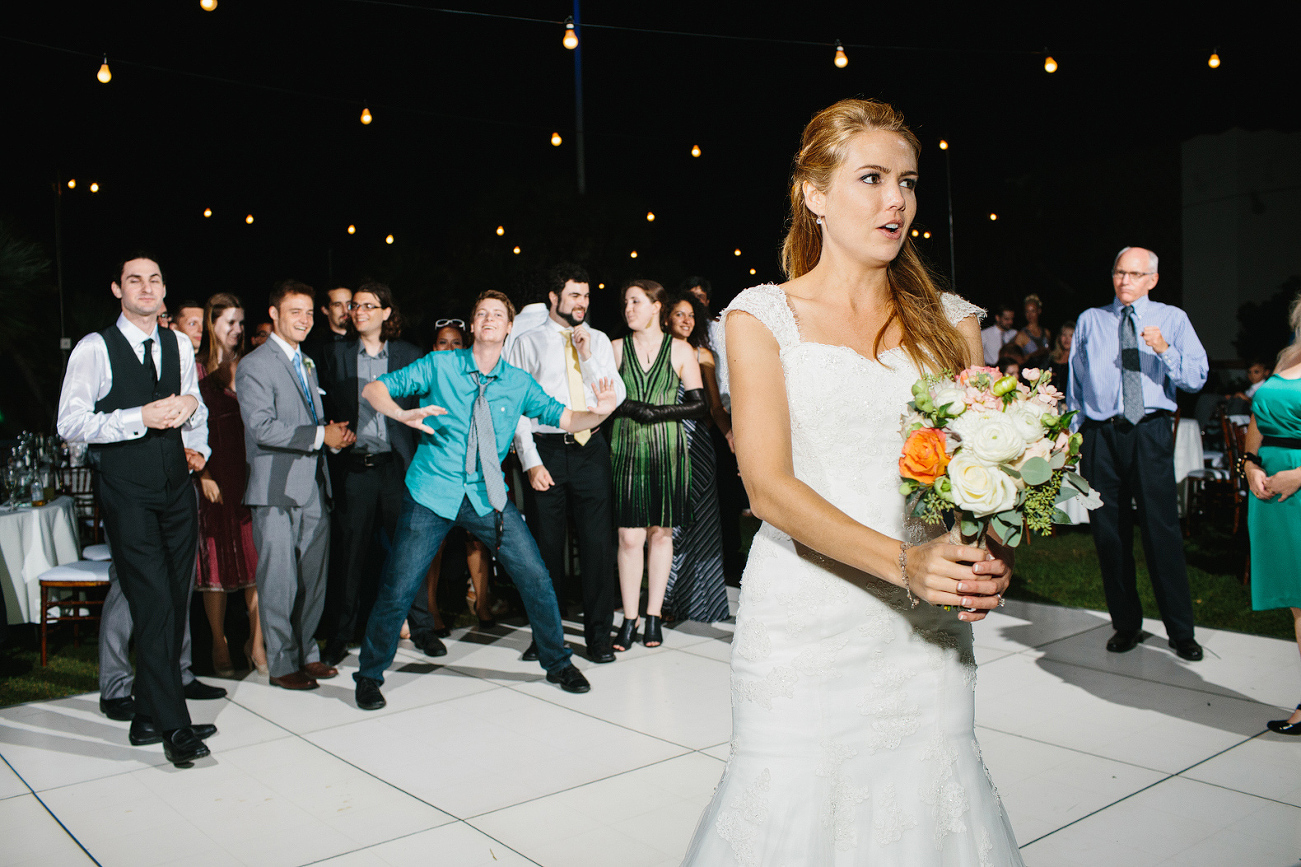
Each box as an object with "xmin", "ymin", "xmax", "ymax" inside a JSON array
[{"xmin": 997, "ymin": 595, "xmax": 1005, "ymax": 608}]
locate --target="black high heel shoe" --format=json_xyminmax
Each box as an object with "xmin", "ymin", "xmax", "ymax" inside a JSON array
[
  {"xmin": 613, "ymin": 617, "xmax": 638, "ymax": 652},
  {"xmin": 1267, "ymin": 704, "xmax": 1301, "ymax": 735},
  {"xmin": 643, "ymin": 615, "xmax": 663, "ymax": 648}
]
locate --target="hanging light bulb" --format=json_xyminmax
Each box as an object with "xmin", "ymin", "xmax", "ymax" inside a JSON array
[
  {"xmin": 1208, "ymin": 50, "xmax": 1221, "ymax": 69},
  {"xmin": 386, "ymin": 234, "xmax": 395, "ymax": 245},
  {"xmin": 733, "ymin": 248, "xmax": 742, "ymax": 257},
  {"xmin": 496, "ymin": 225, "xmax": 504, "ymax": 236},
  {"xmin": 989, "ymin": 213, "xmax": 998, "ymax": 221},
  {"xmin": 562, "ymin": 16, "xmax": 578, "ymax": 50},
  {"xmin": 598, "ymin": 283, "xmax": 605, "ymax": 289},
  {"xmin": 551, "ymin": 132, "xmax": 562, "ymax": 146},
  {"xmin": 513, "ymin": 245, "xmax": 522, "ymax": 255},
  {"xmin": 939, "ymin": 139, "xmax": 949, "ymax": 151},
  {"xmin": 630, "ymin": 250, "xmax": 638, "ymax": 259},
  {"xmin": 646, "ymin": 211, "xmax": 655, "ymax": 222},
  {"xmin": 691, "ymin": 144, "xmax": 701, "ymax": 158},
  {"xmin": 1043, "ymin": 54, "xmax": 1057, "ymax": 73},
  {"xmin": 910, "ymin": 229, "xmax": 919, "ymax": 237},
  {"xmin": 833, "ymin": 40, "xmax": 848, "ymax": 68},
  {"xmin": 923, "ymin": 231, "xmax": 931, "ymax": 239},
  {"xmin": 749, "ymin": 268, "xmax": 756, "ymax": 275},
  {"xmin": 245, "ymin": 214, "xmax": 254, "ymax": 224},
  {"xmin": 347, "ymin": 224, "xmax": 356, "ymax": 234},
  {"xmin": 89, "ymin": 182, "xmax": 99, "ymax": 193},
  {"xmin": 203, "ymin": 207, "xmax": 212, "ymax": 218},
  {"xmin": 97, "ymin": 55, "xmax": 112, "ymax": 84},
  {"xmin": 67, "ymin": 179, "xmax": 76, "ymax": 189},
  {"xmin": 200, "ymin": 0, "xmax": 217, "ymax": 10},
  {"xmin": 360, "ymin": 106, "xmax": 372, "ymax": 125}
]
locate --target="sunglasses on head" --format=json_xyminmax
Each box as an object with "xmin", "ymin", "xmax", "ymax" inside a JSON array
[{"xmin": 435, "ymin": 319, "xmax": 466, "ymax": 329}]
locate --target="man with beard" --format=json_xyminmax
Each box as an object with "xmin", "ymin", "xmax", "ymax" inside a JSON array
[{"xmin": 507, "ymin": 264, "xmax": 626, "ymax": 662}]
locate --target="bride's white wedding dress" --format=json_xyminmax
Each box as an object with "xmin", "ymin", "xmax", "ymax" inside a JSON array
[{"xmin": 682, "ymin": 285, "xmax": 1023, "ymax": 866}]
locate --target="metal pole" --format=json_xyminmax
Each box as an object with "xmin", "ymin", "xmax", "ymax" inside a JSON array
[
  {"xmin": 945, "ymin": 150, "xmax": 956, "ymax": 290},
  {"xmin": 54, "ymin": 172, "xmax": 69, "ymax": 372},
  {"xmin": 572, "ymin": 0, "xmax": 586, "ymax": 196}
]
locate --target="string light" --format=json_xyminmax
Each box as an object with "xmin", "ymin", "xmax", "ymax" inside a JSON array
[
  {"xmin": 646, "ymin": 211, "xmax": 655, "ymax": 222},
  {"xmin": 911, "ymin": 229, "xmax": 919, "ymax": 237},
  {"xmin": 360, "ymin": 106, "xmax": 373, "ymax": 125},
  {"xmin": 347, "ymin": 224, "xmax": 356, "ymax": 234},
  {"xmin": 386, "ymin": 234, "xmax": 395, "ymax": 244},
  {"xmin": 691, "ymin": 144, "xmax": 701, "ymax": 158},
  {"xmin": 551, "ymin": 132, "xmax": 562, "ymax": 146},
  {"xmin": 923, "ymin": 231, "xmax": 931, "ymax": 239},
  {"xmin": 562, "ymin": 16, "xmax": 578, "ymax": 50},
  {"xmin": 939, "ymin": 139, "xmax": 949, "ymax": 151},
  {"xmin": 1043, "ymin": 54, "xmax": 1057, "ymax": 73},
  {"xmin": 89, "ymin": 182, "xmax": 99, "ymax": 193},
  {"xmin": 630, "ymin": 250, "xmax": 638, "ymax": 258},
  {"xmin": 200, "ymin": 0, "xmax": 217, "ymax": 10},
  {"xmin": 733, "ymin": 248, "xmax": 741, "ymax": 256},
  {"xmin": 513, "ymin": 245, "xmax": 521, "ymax": 254},
  {"xmin": 203, "ymin": 207, "xmax": 212, "ymax": 218},
  {"xmin": 1208, "ymin": 50, "xmax": 1221, "ymax": 69},
  {"xmin": 496, "ymin": 225, "xmax": 504, "ymax": 236},
  {"xmin": 245, "ymin": 214, "xmax": 254, "ymax": 224},
  {"xmin": 67, "ymin": 179, "xmax": 76, "ymax": 189},
  {"xmin": 989, "ymin": 213, "xmax": 998, "ymax": 221},
  {"xmin": 749, "ymin": 268, "xmax": 756, "ymax": 275},
  {"xmin": 833, "ymin": 40, "xmax": 848, "ymax": 68},
  {"xmin": 598, "ymin": 283, "xmax": 605, "ymax": 289},
  {"xmin": 97, "ymin": 55, "xmax": 112, "ymax": 84}
]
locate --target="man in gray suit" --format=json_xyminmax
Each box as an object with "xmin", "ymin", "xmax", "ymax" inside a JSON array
[{"xmin": 237, "ymin": 280, "xmax": 356, "ymax": 690}]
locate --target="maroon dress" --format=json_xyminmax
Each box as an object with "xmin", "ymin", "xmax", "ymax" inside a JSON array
[{"xmin": 196, "ymin": 374, "xmax": 258, "ymax": 591}]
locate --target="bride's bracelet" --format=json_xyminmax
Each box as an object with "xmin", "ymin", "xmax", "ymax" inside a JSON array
[{"xmin": 899, "ymin": 541, "xmax": 920, "ymax": 609}]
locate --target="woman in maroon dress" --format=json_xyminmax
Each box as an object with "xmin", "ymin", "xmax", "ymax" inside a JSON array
[{"xmin": 196, "ymin": 293, "xmax": 266, "ymax": 675}]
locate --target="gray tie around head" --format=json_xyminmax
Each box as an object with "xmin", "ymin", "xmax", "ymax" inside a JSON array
[
  {"xmin": 1119, "ymin": 306, "xmax": 1144, "ymax": 425},
  {"xmin": 466, "ymin": 372, "xmax": 508, "ymax": 512}
]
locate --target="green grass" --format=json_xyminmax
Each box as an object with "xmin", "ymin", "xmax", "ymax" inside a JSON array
[{"xmin": 0, "ymin": 629, "xmax": 100, "ymax": 708}]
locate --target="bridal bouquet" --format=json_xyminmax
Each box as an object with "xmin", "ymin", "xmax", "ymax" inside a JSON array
[{"xmin": 897, "ymin": 366, "xmax": 1100, "ymax": 547}]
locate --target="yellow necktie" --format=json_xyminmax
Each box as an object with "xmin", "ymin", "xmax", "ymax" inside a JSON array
[{"xmin": 562, "ymin": 331, "xmax": 591, "ymax": 445}]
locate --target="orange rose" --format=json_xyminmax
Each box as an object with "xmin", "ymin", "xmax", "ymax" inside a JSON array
[{"xmin": 899, "ymin": 428, "xmax": 950, "ymax": 485}]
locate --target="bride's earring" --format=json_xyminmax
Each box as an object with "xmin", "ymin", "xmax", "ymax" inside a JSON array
[{"xmin": 815, "ymin": 216, "xmax": 823, "ymax": 226}]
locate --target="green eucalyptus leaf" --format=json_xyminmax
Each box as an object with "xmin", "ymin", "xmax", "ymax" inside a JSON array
[{"xmin": 1020, "ymin": 456, "xmax": 1052, "ymax": 486}]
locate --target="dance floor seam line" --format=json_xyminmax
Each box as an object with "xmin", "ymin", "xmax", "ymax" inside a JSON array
[
  {"xmin": 970, "ymin": 725, "xmax": 1207, "ymax": 777},
  {"xmin": 13, "ymin": 783, "xmax": 103, "ymax": 866},
  {"xmin": 294, "ymin": 819, "xmax": 545, "ymax": 867}
]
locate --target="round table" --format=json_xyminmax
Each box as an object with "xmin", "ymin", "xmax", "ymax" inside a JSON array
[
  {"xmin": 1059, "ymin": 418, "xmax": 1204, "ymax": 525},
  {"xmin": 0, "ymin": 496, "xmax": 82, "ymax": 624}
]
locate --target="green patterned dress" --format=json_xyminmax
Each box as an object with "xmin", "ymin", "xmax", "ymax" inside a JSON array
[{"xmin": 612, "ymin": 333, "xmax": 691, "ymax": 527}]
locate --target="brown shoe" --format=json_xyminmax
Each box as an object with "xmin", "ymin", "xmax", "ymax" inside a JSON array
[
  {"xmin": 269, "ymin": 671, "xmax": 319, "ymax": 690},
  {"xmin": 304, "ymin": 662, "xmax": 339, "ymax": 680}
]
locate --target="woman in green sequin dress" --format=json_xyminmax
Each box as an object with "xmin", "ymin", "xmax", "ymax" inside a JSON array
[{"xmin": 610, "ymin": 280, "xmax": 706, "ymax": 650}]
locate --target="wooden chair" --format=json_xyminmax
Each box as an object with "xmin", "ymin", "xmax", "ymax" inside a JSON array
[
  {"xmin": 1184, "ymin": 410, "xmax": 1237, "ymax": 536},
  {"xmin": 58, "ymin": 466, "xmax": 102, "ymax": 546},
  {"xmin": 38, "ymin": 560, "xmax": 112, "ymax": 665}
]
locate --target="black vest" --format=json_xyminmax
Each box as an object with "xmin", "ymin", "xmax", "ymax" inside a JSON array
[{"xmin": 88, "ymin": 326, "xmax": 189, "ymax": 487}]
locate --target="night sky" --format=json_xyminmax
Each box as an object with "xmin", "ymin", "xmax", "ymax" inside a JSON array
[{"xmin": 2, "ymin": 2, "xmax": 1299, "ymax": 365}]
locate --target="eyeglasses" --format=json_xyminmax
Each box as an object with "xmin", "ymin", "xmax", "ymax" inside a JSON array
[
  {"xmin": 157, "ymin": 313, "xmax": 173, "ymax": 323},
  {"xmin": 435, "ymin": 318, "xmax": 466, "ymax": 329},
  {"xmin": 349, "ymin": 302, "xmax": 383, "ymax": 312},
  {"xmin": 1112, "ymin": 270, "xmax": 1155, "ymax": 281}
]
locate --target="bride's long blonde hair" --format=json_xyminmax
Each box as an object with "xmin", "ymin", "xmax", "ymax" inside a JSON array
[{"xmin": 781, "ymin": 98, "xmax": 970, "ymax": 374}]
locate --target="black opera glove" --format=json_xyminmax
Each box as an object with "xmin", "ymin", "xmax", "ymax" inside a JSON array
[{"xmin": 619, "ymin": 388, "xmax": 709, "ymax": 424}]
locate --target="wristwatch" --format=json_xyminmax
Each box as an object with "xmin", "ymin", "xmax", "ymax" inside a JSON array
[{"xmin": 1237, "ymin": 452, "xmax": 1263, "ymax": 477}]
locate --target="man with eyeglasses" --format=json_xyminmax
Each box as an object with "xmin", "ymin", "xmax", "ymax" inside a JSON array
[
  {"xmin": 1067, "ymin": 246, "xmax": 1208, "ymax": 661},
  {"xmin": 316, "ymin": 282, "xmax": 439, "ymax": 666}
]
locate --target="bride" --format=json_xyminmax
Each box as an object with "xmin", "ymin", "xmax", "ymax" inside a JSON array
[{"xmin": 682, "ymin": 99, "xmax": 1022, "ymax": 865}]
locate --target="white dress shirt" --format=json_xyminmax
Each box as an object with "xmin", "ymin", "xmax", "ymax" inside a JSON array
[
  {"xmin": 268, "ymin": 331, "xmax": 326, "ymax": 451},
  {"xmin": 56, "ymin": 314, "xmax": 209, "ymax": 458},
  {"xmin": 980, "ymin": 324, "xmax": 1016, "ymax": 366},
  {"xmin": 506, "ymin": 317, "xmax": 626, "ymax": 470},
  {"xmin": 502, "ymin": 302, "xmax": 551, "ymax": 358}
]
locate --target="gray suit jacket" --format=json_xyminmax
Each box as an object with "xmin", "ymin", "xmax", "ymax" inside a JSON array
[{"xmin": 236, "ymin": 339, "xmax": 331, "ymax": 507}]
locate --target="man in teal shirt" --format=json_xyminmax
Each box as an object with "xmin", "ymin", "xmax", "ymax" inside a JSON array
[{"xmin": 353, "ymin": 291, "xmax": 617, "ymax": 707}]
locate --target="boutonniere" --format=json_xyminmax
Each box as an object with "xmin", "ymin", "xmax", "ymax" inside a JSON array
[{"xmin": 302, "ymin": 356, "xmax": 316, "ymax": 373}]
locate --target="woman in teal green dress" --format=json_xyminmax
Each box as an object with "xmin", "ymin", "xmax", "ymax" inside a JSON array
[
  {"xmin": 610, "ymin": 279, "xmax": 706, "ymax": 650},
  {"xmin": 1245, "ymin": 295, "xmax": 1301, "ymax": 735}
]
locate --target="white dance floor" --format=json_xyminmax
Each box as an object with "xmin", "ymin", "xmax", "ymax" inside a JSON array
[{"xmin": 2, "ymin": 594, "xmax": 1299, "ymax": 866}]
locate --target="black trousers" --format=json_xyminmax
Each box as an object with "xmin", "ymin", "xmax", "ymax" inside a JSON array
[
  {"xmin": 324, "ymin": 457, "xmax": 436, "ymax": 643},
  {"xmin": 96, "ymin": 471, "xmax": 197, "ymax": 731},
  {"xmin": 523, "ymin": 431, "xmax": 617, "ymax": 648},
  {"xmin": 1080, "ymin": 417, "xmax": 1196, "ymax": 642}
]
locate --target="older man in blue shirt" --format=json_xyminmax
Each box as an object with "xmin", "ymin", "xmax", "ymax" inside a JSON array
[
  {"xmin": 1067, "ymin": 246, "xmax": 1209, "ymax": 661},
  {"xmin": 352, "ymin": 290, "xmax": 618, "ymax": 708}
]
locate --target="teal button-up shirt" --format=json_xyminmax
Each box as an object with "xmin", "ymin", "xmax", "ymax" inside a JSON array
[{"xmin": 379, "ymin": 349, "xmax": 564, "ymax": 519}]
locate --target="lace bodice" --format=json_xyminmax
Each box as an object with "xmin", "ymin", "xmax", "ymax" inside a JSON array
[{"xmin": 720, "ymin": 284, "xmax": 983, "ymax": 537}]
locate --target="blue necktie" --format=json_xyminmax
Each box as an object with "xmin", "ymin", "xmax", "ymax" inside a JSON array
[
  {"xmin": 1119, "ymin": 306, "xmax": 1144, "ymax": 425},
  {"xmin": 292, "ymin": 352, "xmax": 319, "ymax": 424},
  {"xmin": 465, "ymin": 372, "xmax": 507, "ymax": 512}
]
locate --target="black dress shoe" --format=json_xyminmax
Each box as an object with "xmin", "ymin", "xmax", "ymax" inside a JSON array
[
  {"xmin": 131, "ymin": 717, "xmax": 218, "ymax": 746},
  {"xmin": 355, "ymin": 676, "xmax": 386, "ymax": 711},
  {"xmin": 546, "ymin": 664, "xmax": 591, "ymax": 694},
  {"xmin": 477, "ymin": 617, "xmax": 497, "ymax": 630},
  {"xmin": 416, "ymin": 634, "xmax": 448, "ymax": 657},
  {"xmin": 1169, "ymin": 637, "xmax": 1204, "ymax": 661},
  {"xmin": 183, "ymin": 680, "xmax": 228, "ymax": 700},
  {"xmin": 434, "ymin": 625, "xmax": 452, "ymax": 638},
  {"xmin": 522, "ymin": 640, "xmax": 539, "ymax": 662},
  {"xmin": 587, "ymin": 645, "xmax": 616, "ymax": 664},
  {"xmin": 1267, "ymin": 704, "xmax": 1301, "ymax": 735},
  {"xmin": 1106, "ymin": 629, "xmax": 1144, "ymax": 653},
  {"xmin": 162, "ymin": 727, "xmax": 210, "ymax": 767},
  {"xmin": 100, "ymin": 696, "xmax": 135, "ymax": 721},
  {"xmin": 321, "ymin": 639, "xmax": 349, "ymax": 667}
]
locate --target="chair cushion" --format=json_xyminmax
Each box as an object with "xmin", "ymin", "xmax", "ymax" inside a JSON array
[
  {"xmin": 39, "ymin": 560, "xmax": 112, "ymax": 583},
  {"xmin": 81, "ymin": 544, "xmax": 112, "ymax": 561},
  {"xmin": 1186, "ymin": 468, "xmax": 1231, "ymax": 481}
]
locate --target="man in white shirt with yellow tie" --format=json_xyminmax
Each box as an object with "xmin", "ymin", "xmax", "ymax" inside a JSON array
[{"xmin": 507, "ymin": 264, "xmax": 626, "ymax": 663}]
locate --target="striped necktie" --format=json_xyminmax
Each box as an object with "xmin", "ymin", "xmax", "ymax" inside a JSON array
[{"xmin": 466, "ymin": 372, "xmax": 508, "ymax": 511}]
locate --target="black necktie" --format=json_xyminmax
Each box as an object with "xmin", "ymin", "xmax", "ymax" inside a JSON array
[{"xmin": 142, "ymin": 338, "xmax": 158, "ymax": 390}]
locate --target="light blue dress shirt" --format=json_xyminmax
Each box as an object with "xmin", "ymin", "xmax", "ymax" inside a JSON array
[
  {"xmin": 378, "ymin": 349, "xmax": 564, "ymax": 519},
  {"xmin": 1066, "ymin": 295, "xmax": 1208, "ymax": 430}
]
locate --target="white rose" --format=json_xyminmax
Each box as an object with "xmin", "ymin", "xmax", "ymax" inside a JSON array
[
  {"xmin": 933, "ymin": 386, "xmax": 967, "ymax": 416},
  {"xmin": 963, "ymin": 413, "xmax": 1025, "ymax": 465},
  {"xmin": 947, "ymin": 409, "xmax": 988, "ymax": 443},
  {"xmin": 947, "ymin": 453, "xmax": 1019, "ymax": 517},
  {"xmin": 1005, "ymin": 405, "xmax": 1047, "ymax": 445}
]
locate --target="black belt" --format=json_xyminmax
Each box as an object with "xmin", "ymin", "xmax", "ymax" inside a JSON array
[
  {"xmin": 535, "ymin": 427, "xmax": 600, "ymax": 446},
  {"xmin": 342, "ymin": 451, "xmax": 394, "ymax": 469},
  {"xmin": 1083, "ymin": 410, "xmax": 1171, "ymax": 431},
  {"xmin": 1262, "ymin": 435, "xmax": 1301, "ymax": 450}
]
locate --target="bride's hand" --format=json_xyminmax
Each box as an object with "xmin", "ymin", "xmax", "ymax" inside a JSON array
[{"xmin": 904, "ymin": 539, "xmax": 1012, "ymax": 623}]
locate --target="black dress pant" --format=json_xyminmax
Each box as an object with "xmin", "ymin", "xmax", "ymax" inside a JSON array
[
  {"xmin": 324, "ymin": 456, "xmax": 436, "ymax": 643},
  {"xmin": 1081, "ymin": 416, "xmax": 1196, "ymax": 641},
  {"xmin": 95, "ymin": 472, "xmax": 197, "ymax": 732},
  {"xmin": 524, "ymin": 431, "xmax": 616, "ymax": 649}
]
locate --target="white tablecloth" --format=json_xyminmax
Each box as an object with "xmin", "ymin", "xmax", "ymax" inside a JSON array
[
  {"xmin": 1059, "ymin": 418, "xmax": 1204, "ymax": 526},
  {"xmin": 0, "ymin": 496, "xmax": 82, "ymax": 624}
]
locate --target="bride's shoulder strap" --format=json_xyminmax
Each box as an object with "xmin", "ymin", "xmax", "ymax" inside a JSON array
[
  {"xmin": 721, "ymin": 284, "xmax": 800, "ymax": 352},
  {"xmin": 940, "ymin": 292, "xmax": 985, "ymax": 328}
]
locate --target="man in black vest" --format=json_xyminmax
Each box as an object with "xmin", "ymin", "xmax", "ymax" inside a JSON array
[{"xmin": 56, "ymin": 254, "xmax": 217, "ymax": 767}]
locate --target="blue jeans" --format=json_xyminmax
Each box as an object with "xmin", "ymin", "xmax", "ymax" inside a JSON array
[{"xmin": 356, "ymin": 492, "xmax": 572, "ymax": 683}]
